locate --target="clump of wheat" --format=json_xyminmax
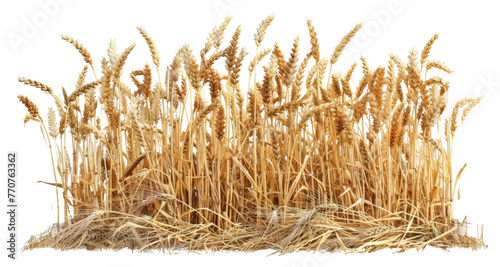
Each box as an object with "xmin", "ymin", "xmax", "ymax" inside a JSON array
[{"xmin": 19, "ymin": 16, "xmax": 485, "ymax": 253}]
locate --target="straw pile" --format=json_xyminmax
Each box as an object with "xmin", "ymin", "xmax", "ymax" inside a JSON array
[{"xmin": 19, "ymin": 16, "xmax": 485, "ymax": 253}]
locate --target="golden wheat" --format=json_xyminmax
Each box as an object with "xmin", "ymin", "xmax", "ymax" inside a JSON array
[{"xmin": 19, "ymin": 17, "xmax": 485, "ymax": 253}]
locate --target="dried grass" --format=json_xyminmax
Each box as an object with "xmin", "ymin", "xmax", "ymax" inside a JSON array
[{"xmin": 19, "ymin": 16, "xmax": 485, "ymax": 253}]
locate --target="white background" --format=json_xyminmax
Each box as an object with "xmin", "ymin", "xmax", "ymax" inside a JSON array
[{"xmin": 1, "ymin": 0, "xmax": 499, "ymax": 266}]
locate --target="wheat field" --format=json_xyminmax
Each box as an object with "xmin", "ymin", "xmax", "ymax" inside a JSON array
[{"xmin": 18, "ymin": 16, "xmax": 485, "ymax": 253}]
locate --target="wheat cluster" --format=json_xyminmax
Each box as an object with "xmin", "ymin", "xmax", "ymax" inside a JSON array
[{"xmin": 19, "ymin": 16, "xmax": 485, "ymax": 253}]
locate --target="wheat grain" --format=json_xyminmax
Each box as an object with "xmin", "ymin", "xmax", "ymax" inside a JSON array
[
  {"xmin": 69, "ymin": 81, "xmax": 98, "ymax": 103},
  {"xmin": 61, "ymin": 35, "xmax": 93, "ymax": 66},
  {"xmin": 283, "ymin": 36, "xmax": 300, "ymax": 88},
  {"xmin": 107, "ymin": 39, "xmax": 118, "ymax": 67},
  {"xmin": 291, "ymin": 54, "xmax": 310, "ymax": 101},
  {"xmin": 461, "ymin": 97, "xmax": 482, "ymax": 121},
  {"xmin": 215, "ymin": 103, "xmax": 226, "ymax": 141},
  {"xmin": 406, "ymin": 50, "xmax": 421, "ymax": 105},
  {"xmin": 47, "ymin": 107, "xmax": 58, "ymax": 139},
  {"xmin": 18, "ymin": 77, "xmax": 53, "ymax": 95},
  {"xmin": 254, "ymin": 15, "xmax": 275, "ymax": 48},
  {"xmin": 390, "ymin": 102, "xmax": 405, "ymax": 147},
  {"xmin": 137, "ymin": 27, "xmax": 160, "ymax": 69},
  {"xmin": 329, "ymin": 73, "xmax": 342, "ymax": 98},
  {"xmin": 214, "ymin": 16, "xmax": 232, "ymax": 51},
  {"xmin": 75, "ymin": 66, "xmax": 88, "ymax": 90},
  {"xmin": 421, "ymin": 33, "xmax": 439, "ymax": 66},
  {"xmin": 330, "ymin": 23, "xmax": 362, "ymax": 65},
  {"xmin": 341, "ymin": 62, "xmax": 357, "ymax": 98},
  {"xmin": 426, "ymin": 60, "xmax": 453, "ymax": 74},
  {"xmin": 18, "ymin": 95, "xmax": 39, "ymax": 118},
  {"xmin": 249, "ymin": 48, "xmax": 272, "ymax": 74},
  {"xmin": 114, "ymin": 44, "xmax": 136, "ymax": 80},
  {"xmin": 306, "ymin": 19, "xmax": 320, "ymax": 62}
]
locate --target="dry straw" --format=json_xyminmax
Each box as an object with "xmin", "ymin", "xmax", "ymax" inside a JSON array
[{"xmin": 19, "ymin": 16, "xmax": 485, "ymax": 253}]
